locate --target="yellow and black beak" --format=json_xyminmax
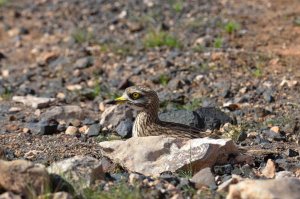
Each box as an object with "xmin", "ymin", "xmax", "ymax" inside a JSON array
[{"xmin": 114, "ymin": 95, "xmax": 128, "ymax": 104}]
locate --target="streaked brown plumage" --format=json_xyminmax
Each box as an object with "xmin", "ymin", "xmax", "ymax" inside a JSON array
[{"xmin": 115, "ymin": 86, "xmax": 204, "ymax": 139}]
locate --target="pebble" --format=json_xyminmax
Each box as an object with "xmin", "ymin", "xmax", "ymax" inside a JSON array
[
  {"xmin": 65, "ymin": 126, "xmax": 79, "ymax": 135},
  {"xmin": 74, "ymin": 57, "xmax": 93, "ymax": 69}
]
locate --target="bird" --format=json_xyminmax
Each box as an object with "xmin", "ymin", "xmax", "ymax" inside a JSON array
[{"xmin": 114, "ymin": 85, "xmax": 204, "ymax": 139}]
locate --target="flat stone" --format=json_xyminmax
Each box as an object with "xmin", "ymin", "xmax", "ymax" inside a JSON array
[
  {"xmin": 99, "ymin": 136, "xmax": 238, "ymax": 176},
  {"xmin": 159, "ymin": 110, "xmax": 203, "ymax": 129},
  {"xmin": 227, "ymin": 178, "xmax": 300, "ymax": 199},
  {"xmin": 286, "ymin": 149, "xmax": 299, "ymax": 157},
  {"xmin": 12, "ymin": 95, "xmax": 55, "ymax": 109},
  {"xmin": 74, "ymin": 57, "xmax": 93, "ymax": 69},
  {"xmin": 191, "ymin": 167, "xmax": 216, "ymax": 189},
  {"xmin": 47, "ymin": 156, "xmax": 105, "ymax": 188},
  {"xmin": 85, "ymin": 124, "xmax": 101, "ymax": 137},
  {"xmin": 41, "ymin": 105, "xmax": 83, "ymax": 120},
  {"xmin": 0, "ymin": 159, "xmax": 50, "ymax": 198}
]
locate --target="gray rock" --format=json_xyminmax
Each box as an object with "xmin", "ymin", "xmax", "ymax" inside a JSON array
[
  {"xmin": 27, "ymin": 119, "xmax": 58, "ymax": 135},
  {"xmin": 86, "ymin": 124, "xmax": 101, "ymax": 137},
  {"xmin": 100, "ymin": 105, "xmax": 134, "ymax": 132},
  {"xmin": 195, "ymin": 107, "xmax": 235, "ymax": 130},
  {"xmin": 191, "ymin": 167, "xmax": 216, "ymax": 189},
  {"xmin": 159, "ymin": 110, "xmax": 203, "ymax": 129},
  {"xmin": 74, "ymin": 57, "xmax": 93, "ymax": 69},
  {"xmin": 115, "ymin": 118, "xmax": 133, "ymax": 138},
  {"xmin": 41, "ymin": 105, "xmax": 83, "ymax": 120},
  {"xmin": 47, "ymin": 156, "xmax": 105, "ymax": 188},
  {"xmin": 0, "ymin": 159, "xmax": 50, "ymax": 198},
  {"xmin": 99, "ymin": 136, "xmax": 238, "ymax": 176},
  {"xmin": 12, "ymin": 95, "xmax": 55, "ymax": 109}
]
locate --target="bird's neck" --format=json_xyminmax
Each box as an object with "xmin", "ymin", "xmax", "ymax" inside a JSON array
[{"xmin": 136, "ymin": 108, "xmax": 159, "ymax": 123}]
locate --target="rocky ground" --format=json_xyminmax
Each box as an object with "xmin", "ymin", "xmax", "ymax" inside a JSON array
[{"xmin": 0, "ymin": 0, "xmax": 300, "ymax": 198}]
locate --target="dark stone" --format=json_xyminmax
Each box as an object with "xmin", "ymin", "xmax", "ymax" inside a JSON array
[
  {"xmin": 0, "ymin": 52, "xmax": 6, "ymax": 60},
  {"xmin": 213, "ymin": 164, "xmax": 233, "ymax": 175},
  {"xmin": 86, "ymin": 124, "xmax": 101, "ymax": 137},
  {"xmin": 115, "ymin": 118, "xmax": 133, "ymax": 138},
  {"xmin": 49, "ymin": 174, "xmax": 75, "ymax": 194},
  {"xmin": 286, "ymin": 149, "xmax": 299, "ymax": 157},
  {"xmin": 117, "ymin": 78, "xmax": 134, "ymax": 90},
  {"xmin": 159, "ymin": 109, "xmax": 204, "ymax": 129},
  {"xmin": 159, "ymin": 172, "xmax": 180, "ymax": 186},
  {"xmin": 27, "ymin": 119, "xmax": 59, "ymax": 135},
  {"xmin": 195, "ymin": 107, "xmax": 235, "ymax": 130},
  {"xmin": 237, "ymin": 131, "xmax": 247, "ymax": 142}
]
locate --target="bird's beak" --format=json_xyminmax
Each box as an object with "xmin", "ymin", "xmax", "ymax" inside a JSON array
[{"xmin": 114, "ymin": 95, "xmax": 128, "ymax": 104}]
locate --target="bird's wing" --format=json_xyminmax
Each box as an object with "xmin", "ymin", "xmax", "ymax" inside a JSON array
[{"xmin": 158, "ymin": 120, "xmax": 205, "ymax": 138}]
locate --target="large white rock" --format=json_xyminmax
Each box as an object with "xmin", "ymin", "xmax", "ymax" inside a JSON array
[
  {"xmin": 99, "ymin": 136, "xmax": 238, "ymax": 176},
  {"xmin": 227, "ymin": 178, "xmax": 300, "ymax": 199}
]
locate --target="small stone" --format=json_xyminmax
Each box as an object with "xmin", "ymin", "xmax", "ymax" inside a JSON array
[
  {"xmin": 191, "ymin": 167, "xmax": 216, "ymax": 189},
  {"xmin": 261, "ymin": 159, "xmax": 276, "ymax": 178},
  {"xmin": 66, "ymin": 84, "xmax": 82, "ymax": 91},
  {"xmin": 65, "ymin": 126, "xmax": 78, "ymax": 135},
  {"xmin": 285, "ymin": 149, "xmax": 299, "ymax": 157},
  {"xmin": 85, "ymin": 124, "xmax": 101, "ymax": 137},
  {"xmin": 79, "ymin": 125, "xmax": 88, "ymax": 134},
  {"xmin": 270, "ymin": 126, "xmax": 280, "ymax": 133},
  {"xmin": 12, "ymin": 96, "xmax": 55, "ymax": 109},
  {"xmin": 74, "ymin": 57, "xmax": 93, "ymax": 69},
  {"xmin": 8, "ymin": 107, "xmax": 22, "ymax": 113}
]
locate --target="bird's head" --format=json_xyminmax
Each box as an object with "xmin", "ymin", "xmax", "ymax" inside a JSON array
[{"xmin": 114, "ymin": 86, "xmax": 159, "ymax": 112}]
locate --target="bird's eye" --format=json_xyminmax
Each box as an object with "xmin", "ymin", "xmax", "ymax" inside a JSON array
[{"xmin": 131, "ymin": 92, "xmax": 141, "ymax": 100}]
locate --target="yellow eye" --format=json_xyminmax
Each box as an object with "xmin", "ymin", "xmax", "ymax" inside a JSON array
[{"xmin": 131, "ymin": 92, "xmax": 141, "ymax": 100}]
